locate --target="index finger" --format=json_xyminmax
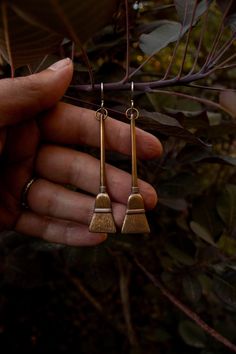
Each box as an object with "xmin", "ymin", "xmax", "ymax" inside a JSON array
[{"xmin": 39, "ymin": 102, "xmax": 163, "ymax": 159}]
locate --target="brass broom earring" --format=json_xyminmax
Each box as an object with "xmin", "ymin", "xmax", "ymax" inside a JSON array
[
  {"xmin": 89, "ymin": 83, "xmax": 116, "ymax": 233},
  {"xmin": 121, "ymin": 82, "xmax": 150, "ymax": 234}
]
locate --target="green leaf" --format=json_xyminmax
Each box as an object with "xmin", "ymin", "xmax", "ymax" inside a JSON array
[
  {"xmin": 140, "ymin": 20, "xmax": 182, "ymax": 55},
  {"xmin": 174, "ymin": 0, "xmax": 211, "ymax": 25},
  {"xmin": 182, "ymin": 275, "xmax": 202, "ymax": 303},
  {"xmin": 217, "ymin": 234, "xmax": 236, "ymax": 256},
  {"xmin": 217, "ymin": 184, "xmax": 236, "ymax": 234},
  {"xmin": 140, "ymin": 1, "xmax": 210, "ymax": 55},
  {"xmin": 190, "ymin": 221, "xmax": 217, "ymax": 246},
  {"xmin": 0, "ymin": 0, "xmax": 118, "ymax": 69},
  {"xmin": 179, "ymin": 321, "xmax": 207, "ymax": 348}
]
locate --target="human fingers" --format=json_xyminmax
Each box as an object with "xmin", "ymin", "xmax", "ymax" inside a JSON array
[
  {"xmin": 40, "ymin": 102, "xmax": 163, "ymax": 159},
  {"xmin": 35, "ymin": 145, "xmax": 157, "ymax": 209},
  {"xmin": 220, "ymin": 91, "xmax": 236, "ymax": 117},
  {"xmin": 0, "ymin": 58, "xmax": 73, "ymax": 128},
  {"xmin": 26, "ymin": 179, "xmax": 126, "ymax": 228},
  {"xmin": 15, "ymin": 212, "xmax": 107, "ymax": 246}
]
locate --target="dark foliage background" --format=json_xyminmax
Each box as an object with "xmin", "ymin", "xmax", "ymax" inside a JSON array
[{"xmin": 0, "ymin": 0, "xmax": 236, "ymax": 353}]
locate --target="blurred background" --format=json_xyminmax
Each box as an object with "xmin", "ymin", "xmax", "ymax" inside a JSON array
[{"xmin": 0, "ymin": 1, "xmax": 236, "ymax": 353}]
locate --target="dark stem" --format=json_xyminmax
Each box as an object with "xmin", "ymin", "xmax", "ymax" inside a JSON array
[{"xmin": 71, "ymin": 70, "xmax": 219, "ymax": 92}]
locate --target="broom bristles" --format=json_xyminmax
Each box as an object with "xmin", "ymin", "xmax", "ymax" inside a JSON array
[
  {"xmin": 121, "ymin": 193, "xmax": 150, "ymax": 234},
  {"xmin": 89, "ymin": 193, "xmax": 116, "ymax": 233}
]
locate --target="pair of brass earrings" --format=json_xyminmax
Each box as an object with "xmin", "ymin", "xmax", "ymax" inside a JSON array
[{"xmin": 89, "ymin": 82, "xmax": 150, "ymax": 234}]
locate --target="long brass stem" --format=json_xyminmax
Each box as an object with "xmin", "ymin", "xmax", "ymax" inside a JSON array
[
  {"xmin": 100, "ymin": 115, "xmax": 106, "ymax": 193},
  {"xmin": 131, "ymin": 114, "xmax": 138, "ymax": 190}
]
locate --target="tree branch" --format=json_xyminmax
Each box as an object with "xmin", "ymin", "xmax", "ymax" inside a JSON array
[
  {"xmin": 71, "ymin": 70, "xmax": 224, "ymax": 92},
  {"xmin": 134, "ymin": 257, "xmax": 236, "ymax": 353}
]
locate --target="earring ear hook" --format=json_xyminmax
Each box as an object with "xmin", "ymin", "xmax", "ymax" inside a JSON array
[
  {"xmin": 131, "ymin": 81, "xmax": 134, "ymax": 109},
  {"xmin": 101, "ymin": 82, "xmax": 104, "ymax": 108}
]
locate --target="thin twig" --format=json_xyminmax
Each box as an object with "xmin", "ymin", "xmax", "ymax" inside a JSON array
[
  {"xmin": 134, "ymin": 258, "xmax": 236, "ymax": 353},
  {"xmin": 207, "ymin": 53, "xmax": 236, "ymax": 75},
  {"xmin": 187, "ymin": 83, "xmax": 236, "ymax": 92},
  {"xmin": 202, "ymin": 0, "xmax": 233, "ymax": 72},
  {"xmin": 162, "ymin": 0, "xmax": 189, "ymax": 81},
  {"xmin": 71, "ymin": 276, "xmax": 104, "ymax": 313},
  {"xmin": 128, "ymin": 1, "xmax": 190, "ymax": 81},
  {"xmin": 117, "ymin": 256, "xmax": 140, "ymax": 350},
  {"xmin": 149, "ymin": 88, "xmax": 233, "ymax": 116},
  {"xmin": 70, "ymin": 275, "xmax": 124, "ymax": 334},
  {"xmin": 34, "ymin": 55, "xmax": 49, "ymax": 73},
  {"xmin": 210, "ymin": 35, "xmax": 235, "ymax": 67},
  {"xmin": 188, "ymin": 3, "xmax": 210, "ymax": 75},
  {"xmin": 122, "ymin": 0, "xmax": 130, "ymax": 82},
  {"xmin": 177, "ymin": 0, "xmax": 198, "ymax": 79}
]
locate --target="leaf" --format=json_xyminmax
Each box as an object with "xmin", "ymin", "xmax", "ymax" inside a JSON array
[
  {"xmin": 182, "ymin": 275, "xmax": 202, "ymax": 303},
  {"xmin": 213, "ymin": 274, "xmax": 236, "ymax": 309},
  {"xmin": 165, "ymin": 244, "xmax": 195, "ymax": 266},
  {"xmin": 178, "ymin": 321, "xmax": 207, "ymax": 348},
  {"xmin": 140, "ymin": 21, "xmax": 182, "ymax": 55},
  {"xmin": 192, "ymin": 198, "xmax": 224, "ymax": 239},
  {"xmin": 159, "ymin": 173, "xmax": 202, "ymax": 199},
  {"xmin": 159, "ymin": 197, "xmax": 188, "ymax": 211},
  {"xmin": 140, "ymin": 1, "xmax": 210, "ymax": 55},
  {"xmin": 217, "ymin": 234, "xmax": 236, "ymax": 256},
  {"xmin": 142, "ymin": 110, "xmax": 211, "ymax": 148},
  {"xmin": 177, "ymin": 146, "xmax": 236, "ymax": 166},
  {"xmin": 0, "ymin": 0, "xmax": 118, "ymax": 69},
  {"xmin": 0, "ymin": 3, "xmax": 62, "ymax": 69},
  {"xmin": 174, "ymin": 0, "xmax": 211, "ymax": 25},
  {"xmin": 190, "ymin": 221, "xmax": 217, "ymax": 246},
  {"xmin": 203, "ymin": 121, "xmax": 236, "ymax": 138},
  {"xmin": 217, "ymin": 184, "xmax": 236, "ymax": 234},
  {"xmin": 216, "ymin": 1, "xmax": 236, "ymax": 32}
]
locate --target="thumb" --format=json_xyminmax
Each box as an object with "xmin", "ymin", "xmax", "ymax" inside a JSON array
[{"xmin": 0, "ymin": 58, "xmax": 73, "ymax": 128}]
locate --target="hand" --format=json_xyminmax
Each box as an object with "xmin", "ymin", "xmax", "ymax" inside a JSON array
[{"xmin": 0, "ymin": 58, "xmax": 163, "ymax": 246}]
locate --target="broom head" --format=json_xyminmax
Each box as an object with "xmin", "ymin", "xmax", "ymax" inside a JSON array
[
  {"xmin": 121, "ymin": 193, "xmax": 150, "ymax": 234},
  {"xmin": 89, "ymin": 193, "xmax": 116, "ymax": 233}
]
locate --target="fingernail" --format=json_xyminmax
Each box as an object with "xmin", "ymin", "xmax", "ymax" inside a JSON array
[{"xmin": 49, "ymin": 58, "xmax": 71, "ymax": 71}]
